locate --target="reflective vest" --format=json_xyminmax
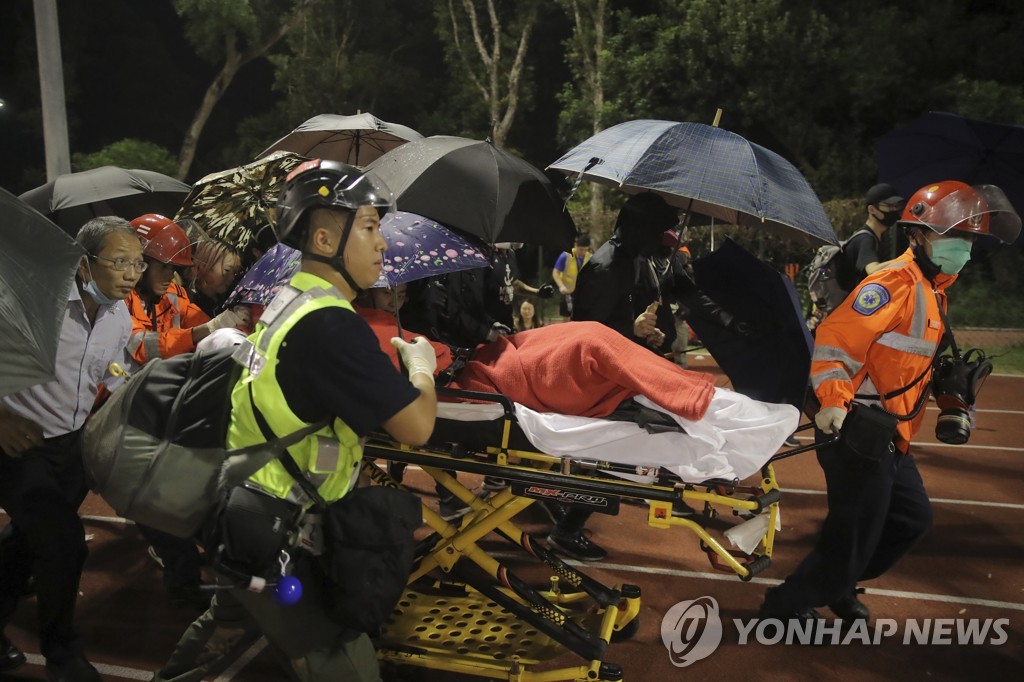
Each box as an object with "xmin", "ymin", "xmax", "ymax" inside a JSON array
[
  {"xmin": 228, "ymin": 272, "xmax": 362, "ymax": 504},
  {"xmin": 127, "ymin": 283, "xmax": 210, "ymax": 366},
  {"xmin": 810, "ymin": 249, "xmax": 955, "ymax": 448},
  {"xmin": 559, "ymin": 251, "xmax": 591, "ymax": 292}
]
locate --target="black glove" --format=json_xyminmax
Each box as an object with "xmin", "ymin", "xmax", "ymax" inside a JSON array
[{"xmin": 537, "ymin": 283, "xmax": 555, "ymax": 299}]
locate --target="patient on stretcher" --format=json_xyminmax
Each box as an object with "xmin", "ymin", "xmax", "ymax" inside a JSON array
[{"xmin": 359, "ymin": 286, "xmax": 799, "ymax": 483}]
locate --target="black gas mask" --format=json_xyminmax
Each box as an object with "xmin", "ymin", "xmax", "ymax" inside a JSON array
[{"xmin": 931, "ymin": 347, "xmax": 992, "ymax": 445}]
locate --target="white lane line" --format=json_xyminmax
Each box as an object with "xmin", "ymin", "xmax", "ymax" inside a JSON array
[
  {"xmin": 25, "ymin": 653, "xmax": 152, "ymax": 680},
  {"xmin": 780, "ymin": 487, "xmax": 1024, "ymax": 510},
  {"xmin": 487, "ymin": 555, "xmax": 1024, "ymax": 613},
  {"xmin": 214, "ymin": 637, "xmax": 268, "ymax": 682},
  {"xmin": 787, "ymin": 437, "xmax": 1023, "ymax": 452}
]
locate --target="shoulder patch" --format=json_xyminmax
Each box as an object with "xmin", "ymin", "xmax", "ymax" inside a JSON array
[{"xmin": 851, "ymin": 283, "xmax": 890, "ymax": 315}]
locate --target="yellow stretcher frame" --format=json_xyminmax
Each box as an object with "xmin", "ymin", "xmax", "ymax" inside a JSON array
[{"xmin": 362, "ymin": 388, "xmax": 820, "ymax": 681}]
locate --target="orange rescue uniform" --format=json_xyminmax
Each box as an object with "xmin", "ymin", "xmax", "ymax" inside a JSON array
[
  {"xmin": 810, "ymin": 249, "xmax": 954, "ymax": 450},
  {"xmin": 127, "ymin": 283, "xmax": 211, "ymax": 365}
]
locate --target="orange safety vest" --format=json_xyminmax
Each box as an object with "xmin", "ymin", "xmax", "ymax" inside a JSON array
[
  {"xmin": 126, "ymin": 283, "xmax": 211, "ymax": 365},
  {"xmin": 558, "ymin": 251, "xmax": 591, "ymax": 292},
  {"xmin": 810, "ymin": 249, "xmax": 954, "ymax": 449}
]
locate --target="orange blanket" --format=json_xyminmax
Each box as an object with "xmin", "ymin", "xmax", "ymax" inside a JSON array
[
  {"xmin": 453, "ymin": 321, "xmax": 714, "ymax": 420},
  {"xmin": 358, "ymin": 309, "xmax": 714, "ymax": 421}
]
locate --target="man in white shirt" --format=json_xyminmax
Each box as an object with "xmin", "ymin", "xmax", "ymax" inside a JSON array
[{"xmin": 0, "ymin": 216, "xmax": 141, "ymax": 682}]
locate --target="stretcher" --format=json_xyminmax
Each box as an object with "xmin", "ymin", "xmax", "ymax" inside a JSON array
[{"xmin": 361, "ymin": 385, "xmax": 821, "ymax": 681}]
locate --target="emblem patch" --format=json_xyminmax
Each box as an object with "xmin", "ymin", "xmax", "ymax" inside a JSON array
[{"xmin": 852, "ymin": 283, "xmax": 890, "ymax": 315}]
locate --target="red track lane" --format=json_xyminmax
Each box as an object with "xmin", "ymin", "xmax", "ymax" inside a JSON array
[{"xmin": 2, "ymin": 369, "xmax": 1022, "ymax": 680}]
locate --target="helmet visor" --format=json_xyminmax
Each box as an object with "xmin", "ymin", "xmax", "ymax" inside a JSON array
[
  {"xmin": 332, "ymin": 171, "xmax": 396, "ymax": 219},
  {"xmin": 928, "ymin": 185, "xmax": 1021, "ymax": 244}
]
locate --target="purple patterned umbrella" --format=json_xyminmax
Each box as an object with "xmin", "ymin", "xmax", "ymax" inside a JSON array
[
  {"xmin": 373, "ymin": 211, "xmax": 489, "ymax": 288},
  {"xmin": 223, "ymin": 243, "xmax": 301, "ymax": 308}
]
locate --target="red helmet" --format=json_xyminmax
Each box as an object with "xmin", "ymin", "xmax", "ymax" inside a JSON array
[
  {"xmin": 130, "ymin": 214, "xmax": 194, "ymax": 266},
  {"xmin": 901, "ymin": 181, "xmax": 1021, "ymax": 244}
]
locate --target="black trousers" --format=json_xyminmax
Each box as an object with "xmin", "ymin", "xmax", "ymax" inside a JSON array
[
  {"xmin": 0, "ymin": 431, "xmax": 89, "ymax": 662},
  {"xmin": 764, "ymin": 429, "xmax": 933, "ymax": 613},
  {"xmin": 137, "ymin": 524, "xmax": 202, "ymax": 589}
]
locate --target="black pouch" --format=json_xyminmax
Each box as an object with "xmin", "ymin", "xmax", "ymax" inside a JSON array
[
  {"xmin": 839, "ymin": 404, "xmax": 898, "ymax": 463},
  {"xmin": 205, "ymin": 485, "xmax": 302, "ymax": 583}
]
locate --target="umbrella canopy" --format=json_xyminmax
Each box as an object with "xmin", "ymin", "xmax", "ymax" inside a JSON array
[
  {"xmin": 19, "ymin": 166, "xmax": 190, "ymax": 237},
  {"xmin": 174, "ymin": 150, "xmax": 309, "ymax": 253},
  {"xmin": 223, "ymin": 243, "xmax": 302, "ymax": 309},
  {"xmin": 367, "ymin": 136, "xmax": 576, "ymax": 250},
  {"xmin": 876, "ymin": 111, "xmax": 1024, "ymax": 238},
  {"xmin": 257, "ymin": 113, "xmax": 423, "ymax": 166},
  {"xmin": 0, "ymin": 187, "xmax": 87, "ymax": 398},
  {"xmin": 549, "ymin": 119, "xmax": 837, "ymax": 247},
  {"xmin": 372, "ymin": 211, "xmax": 490, "ymax": 288},
  {"xmin": 687, "ymin": 238, "xmax": 814, "ymax": 409}
]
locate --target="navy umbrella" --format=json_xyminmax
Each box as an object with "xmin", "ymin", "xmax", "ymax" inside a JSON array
[
  {"xmin": 876, "ymin": 111, "xmax": 1024, "ymax": 239},
  {"xmin": 19, "ymin": 166, "xmax": 190, "ymax": 237},
  {"xmin": 367, "ymin": 136, "xmax": 576, "ymax": 250},
  {"xmin": 0, "ymin": 187, "xmax": 87, "ymax": 398},
  {"xmin": 687, "ymin": 238, "xmax": 814, "ymax": 409},
  {"xmin": 549, "ymin": 119, "xmax": 837, "ymax": 247}
]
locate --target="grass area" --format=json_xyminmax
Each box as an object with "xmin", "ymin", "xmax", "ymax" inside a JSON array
[{"xmin": 989, "ymin": 344, "xmax": 1024, "ymax": 375}]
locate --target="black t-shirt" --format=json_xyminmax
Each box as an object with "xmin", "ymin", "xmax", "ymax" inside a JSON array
[
  {"xmin": 276, "ymin": 306, "xmax": 420, "ymax": 436},
  {"xmin": 843, "ymin": 226, "xmax": 882, "ymax": 282}
]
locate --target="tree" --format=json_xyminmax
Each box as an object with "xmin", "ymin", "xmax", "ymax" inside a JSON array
[
  {"xmin": 72, "ymin": 139, "xmax": 178, "ymax": 175},
  {"xmin": 436, "ymin": 0, "xmax": 541, "ymax": 147},
  {"xmin": 557, "ymin": 0, "xmax": 611, "ymax": 236},
  {"xmin": 173, "ymin": 0, "xmax": 317, "ymax": 180}
]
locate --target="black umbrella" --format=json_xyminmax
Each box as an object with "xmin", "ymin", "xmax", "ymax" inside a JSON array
[
  {"xmin": 876, "ymin": 111, "xmax": 1024, "ymax": 241},
  {"xmin": 0, "ymin": 187, "xmax": 86, "ymax": 398},
  {"xmin": 19, "ymin": 166, "xmax": 190, "ymax": 237},
  {"xmin": 687, "ymin": 238, "xmax": 813, "ymax": 409},
  {"xmin": 366, "ymin": 136, "xmax": 576, "ymax": 250}
]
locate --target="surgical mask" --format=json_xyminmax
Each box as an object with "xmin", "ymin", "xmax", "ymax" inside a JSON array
[
  {"xmin": 879, "ymin": 210, "xmax": 901, "ymax": 228},
  {"xmin": 80, "ymin": 261, "xmax": 121, "ymax": 306},
  {"xmin": 929, "ymin": 237, "xmax": 973, "ymax": 275}
]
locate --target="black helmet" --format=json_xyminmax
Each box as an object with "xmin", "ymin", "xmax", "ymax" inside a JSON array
[{"xmin": 275, "ymin": 159, "xmax": 395, "ymax": 247}]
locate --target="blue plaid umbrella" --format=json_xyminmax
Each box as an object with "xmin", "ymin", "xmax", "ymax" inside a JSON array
[
  {"xmin": 549, "ymin": 119, "xmax": 837, "ymax": 247},
  {"xmin": 372, "ymin": 211, "xmax": 490, "ymax": 288}
]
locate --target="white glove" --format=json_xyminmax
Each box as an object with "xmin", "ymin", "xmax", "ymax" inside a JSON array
[
  {"xmin": 485, "ymin": 322, "xmax": 512, "ymax": 343},
  {"xmin": 815, "ymin": 406, "xmax": 847, "ymax": 435},
  {"xmin": 391, "ymin": 336, "xmax": 437, "ymax": 379},
  {"xmin": 207, "ymin": 307, "xmax": 249, "ymax": 332}
]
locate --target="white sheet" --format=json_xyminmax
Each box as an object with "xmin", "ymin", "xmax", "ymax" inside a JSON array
[{"xmin": 436, "ymin": 387, "xmax": 800, "ymax": 483}]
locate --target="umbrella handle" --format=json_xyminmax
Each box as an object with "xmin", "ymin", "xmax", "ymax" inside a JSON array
[{"xmin": 564, "ymin": 157, "xmax": 600, "ymax": 209}]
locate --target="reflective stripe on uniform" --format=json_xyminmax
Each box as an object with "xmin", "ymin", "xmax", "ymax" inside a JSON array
[
  {"xmin": 876, "ymin": 331, "xmax": 938, "ymax": 357},
  {"xmin": 143, "ymin": 332, "xmax": 161, "ymax": 360},
  {"xmin": 811, "ymin": 344, "xmax": 862, "ymax": 377},
  {"xmin": 909, "ymin": 282, "xmax": 927, "ymax": 339},
  {"xmin": 811, "ymin": 367, "xmax": 850, "ymax": 390}
]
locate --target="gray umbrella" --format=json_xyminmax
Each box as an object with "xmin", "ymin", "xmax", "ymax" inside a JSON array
[
  {"xmin": 19, "ymin": 166, "xmax": 190, "ymax": 237},
  {"xmin": 550, "ymin": 119, "xmax": 837, "ymax": 247},
  {"xmin": 0, "ymin": 187, "xmax": 86, "ymax": 398},
  {"xmin": 257, "ymin": 112, "xmax": 423, "ymax": 166}
]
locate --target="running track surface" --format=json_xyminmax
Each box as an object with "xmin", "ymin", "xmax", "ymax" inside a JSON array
[{"xmin": 2, "ymin": 360, "xmax": 1021, "ymax": 681}]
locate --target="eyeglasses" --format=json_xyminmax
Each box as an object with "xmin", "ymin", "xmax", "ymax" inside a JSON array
[{"xmin": 91, "ymin": 255, "xmax": 148, "ymax": 272}]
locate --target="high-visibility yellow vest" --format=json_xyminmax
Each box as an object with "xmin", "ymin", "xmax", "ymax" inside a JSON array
[
  {"xmin": 228, "ymin": 271, "xmax": 362, "ymax": 504},
  {"xmin": 560, "ymin": 251, "xmax": 591, "ymax": 292}
]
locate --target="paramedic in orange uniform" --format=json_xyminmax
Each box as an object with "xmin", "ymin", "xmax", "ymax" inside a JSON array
[
  {"xmin": 126, "ymin": 214, "xmax": 249, "ymax": 368},
  {"xmin": 759, "ymin": 181, "xmax": 1021, "ymax": 626}
]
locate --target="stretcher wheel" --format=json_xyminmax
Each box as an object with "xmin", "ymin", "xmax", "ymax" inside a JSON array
[{"xmin": 610, "ymin": 615, "xmax": 640, "ymax": 642}]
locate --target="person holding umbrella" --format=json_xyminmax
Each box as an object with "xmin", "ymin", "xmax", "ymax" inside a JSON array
[
  {"xmin": 0, "ymin": 216, "xmax": 142, "ymax": 682},
  {"xmin": 759, "ymin": 181, "xmax": 1021, "ymax": 628}
]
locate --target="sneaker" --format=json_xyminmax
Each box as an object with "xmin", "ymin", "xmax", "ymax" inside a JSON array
[
  {"xmin": 0, "ymin": 635, "xmax": 26, "ymax": 673},
  {"xmin": 829, "ymin": 588, "xmax": 869, "ymax": 622},
  {"xmin": 547, "ymin": 531, "xmax": 608, "ymax": 562},
  {"xmin": 147, "ymin": 545, "xmax": 165, "ymax": 569},
  {"xmin": 671, "ymin": 499, "xmax": 696, "ymax": 517},
  {"xmin": 784, "ymin": 434, "xmax": 801, "ymax": 446},
  {"xmin": 44, "ymin": 655, "xmax": 102, "ymax": 682},
  {"xmin": 439, "ymin": 497, "xmax": 472, "ymax": 522},
  {"xmin": 482, "ymin": 476, "xmax": 509, "ymax": 492}
]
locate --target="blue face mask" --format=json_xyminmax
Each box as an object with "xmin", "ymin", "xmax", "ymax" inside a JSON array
[
  {"xmin": 929, "ymin": 237, "xmax": 973, "ymax": 275},
  {"xmin": 81, "ymin": 260, "xmax": 121, "ymax": 306}
]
